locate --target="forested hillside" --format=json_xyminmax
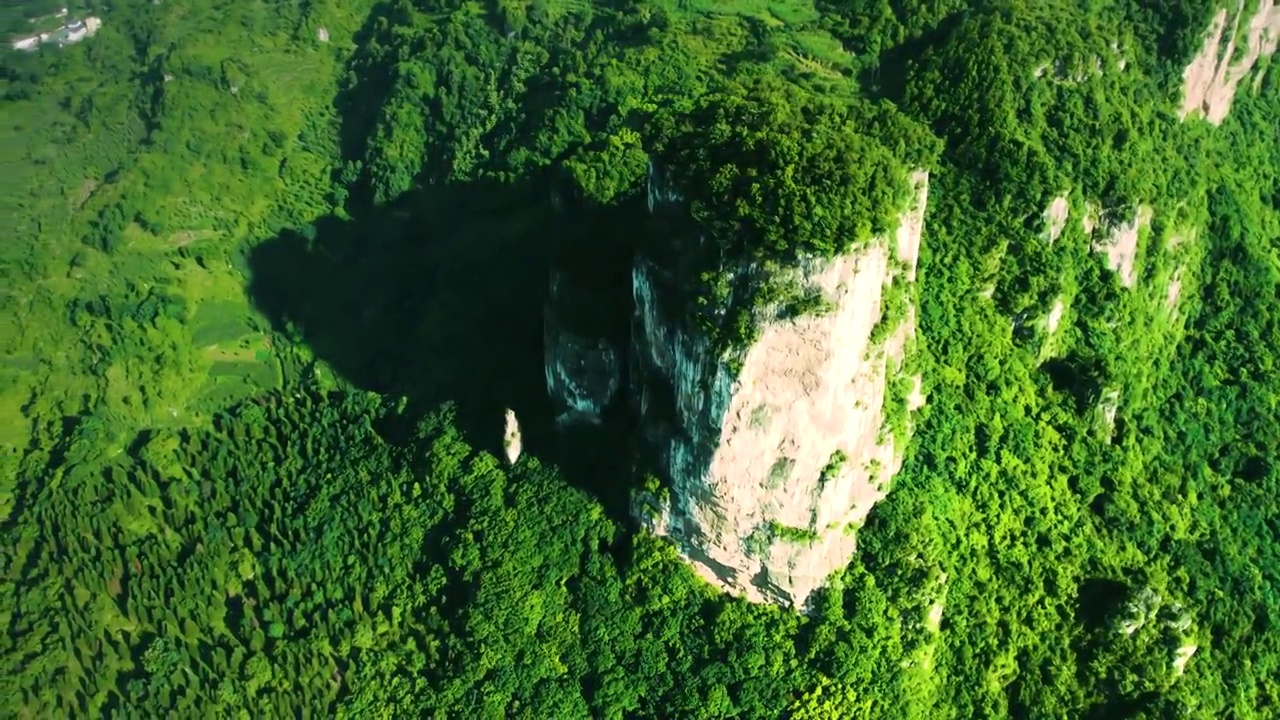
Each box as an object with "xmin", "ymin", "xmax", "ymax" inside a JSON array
[{"xmin": 3, "ymin": 0, "xmax": 1277, "ymax": 717}]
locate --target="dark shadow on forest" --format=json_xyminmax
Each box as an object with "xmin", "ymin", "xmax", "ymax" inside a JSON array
[
  {"xmin": 331, "ymin": 1, "xmax": 399, "ymax": 193},
  {"xmin": 857, "ymin": 12, "xmax": 968, "ymax": 102},
  {"xmin": 245, "ymin": 4, "xmax": 660, "ymax": 520},
  {"xmin": 245, "ymin": 178, "xmax": 639, "ymax": 519},
  {"xmin": 246, "ymin": 179, "xmax": 552, "ymax": 451},
  {"xmin": 1075, "ymin": 578, "xmax": 1129, "ymax": 630},
  {"xmin": 1041, "ymin": 355, "xmax": 1104, "ymax": 414}
]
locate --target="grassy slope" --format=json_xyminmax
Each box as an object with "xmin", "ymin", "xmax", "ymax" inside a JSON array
[{"xmin": 1, "ymin": 0, "xmax": 372, "ymax": 516}]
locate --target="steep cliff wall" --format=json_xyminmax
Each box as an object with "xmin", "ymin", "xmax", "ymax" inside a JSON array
[
  {"xmin": 632, "ymin": 169, "xmax": 930, "ymax": 609},
  {"xmin": 1181, "ymin": 0, "xmax": 1280, "ymax": 123}
]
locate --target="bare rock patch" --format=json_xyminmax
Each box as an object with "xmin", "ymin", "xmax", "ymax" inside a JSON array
[{"xmin": 1181, "ymin": 1, "xmax": 1280, "ymax": 124}]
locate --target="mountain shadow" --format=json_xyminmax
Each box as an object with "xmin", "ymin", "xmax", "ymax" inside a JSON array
[
  {"xmin": 245, "ymin": 178, "xmax": 640, "ymax": 519},
  {"xmin": 1041, "ymin": 354, "xmax": 1105, "ymax": 414},
  {"xmin": 247, "ymin": 179, "xmax": 554, "ymax": 451}
]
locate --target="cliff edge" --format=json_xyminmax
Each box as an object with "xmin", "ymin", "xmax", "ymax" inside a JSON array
[{"xmin": 631, "ymin": 168, "xmax": 930, "ymax": 608}]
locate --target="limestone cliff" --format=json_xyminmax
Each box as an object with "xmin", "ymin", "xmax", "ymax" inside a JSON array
[
  {"xmin": 1180, "ymin": 0, "xmax": 1280, "ymax": 124},
  {"xmin": 631, "ymin": 167, "xmax": 930, "ymax": 609}
]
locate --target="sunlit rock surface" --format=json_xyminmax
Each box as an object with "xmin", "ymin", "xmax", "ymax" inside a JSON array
[
  {"xmin": 1181, "ymin": 1, "xmax": 1280, "ymax": 124},
  {"xmin": 1090, "ymin": 205, "xmax": 1151, "ymax": 288},
  {"xmin": 502, "ymin": 408, "xmax": 522, "ymax": 465},
  {"xmin": 632, "ymin": 166, "xmax": 930, "ymax": 609}
]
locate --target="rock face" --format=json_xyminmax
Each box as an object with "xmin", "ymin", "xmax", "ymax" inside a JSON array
[
  {"xmin": 502, "ymin": 409, "xmax": 522, "ymax": 465},
  {"xmin": 1090, "ymin": 205, "xmax": 1151, "ymax": 288},
  {"xmin": 1181, "ymin": 0, "xmax": 1280, "ymax": 124},
  {"xmin": 543, "ymin": 266, "xmax": 621, "ymax": 426},
  {"xmin": 1115, "ymin": 586, "xmax": 1199, "ymax": 679},
  {"xmin": 631, "ymin": 167, "xmax": 930, "ymax": 609},
  {"xmin": 1043, "ymin": 195, "xmax": 1070, "ymax": 244}
]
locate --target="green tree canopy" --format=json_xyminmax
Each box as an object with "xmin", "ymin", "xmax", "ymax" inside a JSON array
[{"xmin": 649, "ymin": 78, "xmax": 917, "ymax": 264}]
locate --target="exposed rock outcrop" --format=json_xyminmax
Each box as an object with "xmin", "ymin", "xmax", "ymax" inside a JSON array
[
  {"xmin": 1098, "ymin": 387, "xmax": 1121, "ymax": 439},
  {"xmin": 1166, "ymin": 268, "xmax": 1185, "ymax": 310},
  {"xmin": 1091, "ymin": 205, "xmax": 1151, "ymax": 288},
  {"xmin": 503, "ymin": 408, "xmax": 522, "ymax": 465},
  {"xmin": 1046, "ymin": 297, "xmax": 1066, "ymax": 335},
  {"xmin": 1043, "ymin": 195, "xmax": 1070, "ymax": 244},
  {"xmin": 1115, "ymin": 586, "xmax": 1199, "ymax": 678},
  {"xmin": 631, "ymin": 169, "xmax": 930, "ymax": 609},
  {"xmin": 1181, "ymin": 0, "xmax": 1280, "ymax": 124}
]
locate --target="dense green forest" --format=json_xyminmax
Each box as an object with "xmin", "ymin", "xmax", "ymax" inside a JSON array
[{"xmin": 3, "ymin": 0, "xmax": 1277, "ymax": 717}]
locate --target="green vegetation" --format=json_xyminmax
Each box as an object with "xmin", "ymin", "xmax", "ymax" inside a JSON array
[
  {"xmin": 3, "ymin": 0, "xmax": 1278, "ymax": 717},
  {"xmin": 766, "ymin": 456, "xmax": 796, "ymax": 490},
  {"xmin": 869, "ymin": 276, "xmax": 911, "ymax": 346},
  {"xmin": 743, "ymin": 524, "xmax": 774, "ymax": 559},
  {"xmin": 649, "ymin": 78, "xmax": 919, "ymax": 262},
  {"xmin": 753, "ymin": 267, "xmax": 841, "ymax": 323},
  {"xmin": 0, "ymin": 0, "xmax": 69, "ymax": 35},
  {"xmin": 647, "ymin": 77, "xmax": 937, "ymax": 356},
  {"xmin": 820, "ymin": 449, "xmax": 848, "ymax": 484},
  {"xmin": 770, "ymin": 521, "xmax": 821, "ymax": 545}
]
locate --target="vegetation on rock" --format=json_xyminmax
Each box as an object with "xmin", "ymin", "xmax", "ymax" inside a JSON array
[{"xmin": 646, "ymin": 76, "xmax": 935, "ymax": 354}]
